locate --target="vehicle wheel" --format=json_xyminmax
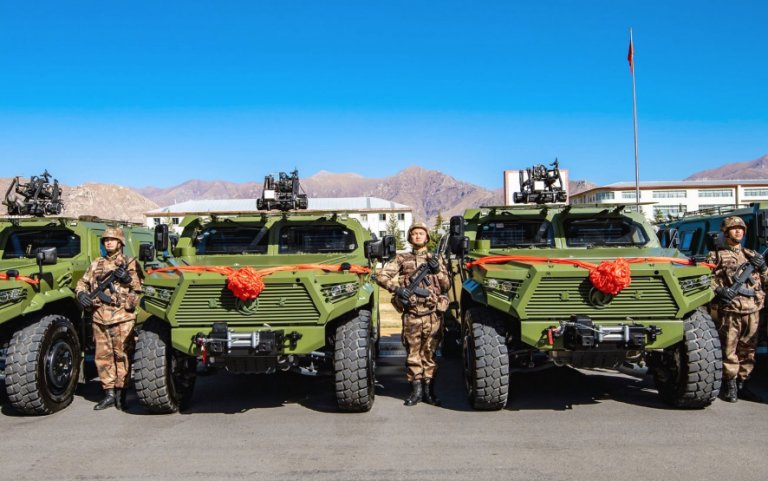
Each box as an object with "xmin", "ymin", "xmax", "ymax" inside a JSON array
[
  {"xmin": 652, "ymin": 308, "xmax": 722, "ymax": 408},
  {"xmin": 440, "ymin": 311, "xmax": 462, "ymax": 359},
  {"xmin": 464, "ymin": 307, "xmax": 509, "ymax": 410},
  {"xmin": 334, "ymin": 309, "xmax": 375, "ymax": 412},
  {"xmin": 133, "ymin": 318, "xmax": 196, "ymax": 413},
  {"xmin": 5, "ymin": 314, "xmax": 82, "ymax": 415}
]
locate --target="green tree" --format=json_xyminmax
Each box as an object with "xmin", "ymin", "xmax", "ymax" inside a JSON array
[
  {"xmin": 386, "ymin": 214, "xmax": 405, "ymax": 250},
  {"xmin": 653, "ymin": 209, "xmax": 665, "ymax": 225},
  {"xmin": 427, "ymin": 212, "xmax": 444, "ymax": 251}
]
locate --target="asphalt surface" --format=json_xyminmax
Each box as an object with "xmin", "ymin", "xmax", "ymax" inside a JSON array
[{"xmin": 1, "ymin": 353, "xmax": 767, "ymax": 481}]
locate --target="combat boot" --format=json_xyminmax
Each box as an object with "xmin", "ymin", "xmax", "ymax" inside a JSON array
[
  {"xmin": 404, "ymin": 380, "xmax": 423, "ymax": 406},
  {"xmin": 723, "ymin": 379, "xmax": 738, "ymax": 403},
  {"xmin": 94, "ymin": 388, "xmax": 116, "ymax": 410},
  {"xmin": 115, "ymin": 388, "xmax": 128, "ymax": 411},
  {"xmin": 422, "ymin": 379, "xmax": 441, "ymax": 406}
]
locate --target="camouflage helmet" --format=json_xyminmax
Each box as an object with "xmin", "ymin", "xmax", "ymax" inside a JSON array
[
  {"xmin": 721, "ymin": 216, "xmax": 747, "ymax": 233},
  {"xmin": 407, "ymin": 222, "xmax": 430, "ymax": 243},
  {"xmin": 101, "ymin": 227, "xmax": 125, "ymax": 245}
]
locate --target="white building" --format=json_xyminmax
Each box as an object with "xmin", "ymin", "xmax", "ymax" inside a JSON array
[
  {"xmin": 144, "ymin": 197, "xmax": 413, "ymax": 239},
  {"xmin": 571, "ymin": 180, "xmax": 768, "ymax": 221}
]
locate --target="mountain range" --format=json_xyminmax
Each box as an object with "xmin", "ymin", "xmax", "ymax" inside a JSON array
[{"xmin": 2, "ymin": 154, "xmax": 767, "ymax": 224}]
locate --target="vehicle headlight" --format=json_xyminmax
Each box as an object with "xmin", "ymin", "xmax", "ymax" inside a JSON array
[
  {"xmin": 323, "ymin": 282, "xmax": 359, "ymax": 302},
  {"xmin": 483, "ymin": 278, "xmax": 521, "ymax": 297},
  {"xmin": 143, "ymin": 286, "xmax": 174, "ymax": 303},
  {"xmin": 0, "ymin": 288, "xmax": 26, "ymax": 306}
]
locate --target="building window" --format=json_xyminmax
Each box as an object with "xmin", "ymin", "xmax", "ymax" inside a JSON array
[
  {"xmin": 153, "ymin": 217, "xmax": 161, "ymax": 226},
  {"xmin": 379, "ymin": 213, "xmax": 386, "ymax": 221},
  {"xmin": 698, "ymin": 189, "xmax": 733, "ymax": 198},
  {"xmin": 397, "ymin": 213, "xmax": 405, "ymax": 221},
  {"xmin": 171, "ymin": 217, "xmax": 180, "ymax": 225},
  {"xmin": 621, "ymin": 191, "xmax": 637, "ymax": 199},
  {"xmin": 653, "ymin": 190, "xmax": 686, "ymax": 199},
  {"xmin": 744, "ymin": 188, "xmax": 768, "ymax": 197},
  {"xmin": 400, "ymin": 230, "xmax": 406, "ymax": 239},
  {"xmin": 359, "ymin": 214, "xmax": 368, "ymax": 221},
  {"xmin": 379, "ymin": 231, "xmax": 386, "ymax": 238},
  {"xmin": 654, "ymin": 204, "xmax": 687, "ymax": 219},
  {"xmin": 595, "ymin": 192, "xmax": 615, "ymax": 201}
]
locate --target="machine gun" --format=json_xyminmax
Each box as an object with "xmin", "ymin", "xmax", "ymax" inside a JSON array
[
  {"xmin": 396, "ymin": 236, "xmax": 449, "ymax": 309},
  {"xmin": 3, "ymin": 170, "xmax": 64, "ymax": 216},
  {"xmin": 512, "ymin": 159, "xmax": 567, "ymax": 205},
  {"xmin": 715, "ymin": 261, "xmax": 756, "ymax": 306},
  {"xmin": 256, "ymin": 170, "xmax": 309, "ymax": 211}
]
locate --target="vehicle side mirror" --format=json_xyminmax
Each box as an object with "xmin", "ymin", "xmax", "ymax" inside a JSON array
[
  {"xmin": 448, "ymin": 216, "xmax": 468, "ymax": 256},
  {"xmin": 154, "ymin": 224, "xmax": 169, "ymax": 253},
  {"xmin": 364, "ymin": 235, "xmax": 396, "ymax": 262},
  {"xmin": 35, "ymin": 247, "xmax": 58, "ymax": 266},
  {"xmin": 138, "ymin": 243, "xmax": 155, "ymax": 262}
]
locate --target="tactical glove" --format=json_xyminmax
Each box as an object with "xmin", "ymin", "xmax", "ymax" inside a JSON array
[
  {"xmin": 427, "ymin": 256, "xmax": 441, "ymax": 274},
  {"xmin": 749, "ymin": 252, "xmax": 767, "ymax": 273},
  {"xmin": 77, "ymin": 291, "xmax": 93, "ymax": 308},
  {"xmin": 394, "ymin": 287, "xmax": 410, "ymax": 302},
  {"xmin": 114, "ymin": 265, "xmax": 132, "ymax": 284},
  {"xmin": 715, "ymin": 286, "xmax": 737, "ymax": 305}
]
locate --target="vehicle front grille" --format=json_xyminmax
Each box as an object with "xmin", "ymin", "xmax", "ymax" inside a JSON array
[
  {"xmin": 524, "ymin": 276, "xmax": 678, "ymax": 320},
  {"xmin": 174, "ymin": 283, "xmax": 320, "ymax": 326}
]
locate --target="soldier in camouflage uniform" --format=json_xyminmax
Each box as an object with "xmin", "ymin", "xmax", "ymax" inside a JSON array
[
  {"xmin": 709, "ymin": 216, "xmax": 767, "ymax": 402},
  {"xmin": 377, "ymin": 222, "xmax": 451, "ymax": 406},
  {"xmin": 76, "ymin": 227, "xmax": 142, "ymax": 410}
]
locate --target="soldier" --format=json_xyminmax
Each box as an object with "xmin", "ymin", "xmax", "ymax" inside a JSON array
[
  {"xmin": 377, "ymin": 222, "xmax": 451, "ymax": 406},
  {"xmin": 76, "ymin": 227, "xmax": 142, "ymax": 410},
  {"xmin": 709, "ymin": 216, "xmax": 767, "ymax": 402}
]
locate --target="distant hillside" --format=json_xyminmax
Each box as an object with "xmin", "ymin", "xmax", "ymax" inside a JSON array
[
  {"xmin": 686, "ymin": 154, "xmax": 768, "ymax": 180},
  {"xmin": 1, "ymin": 177, "xmax": 157, "ymax": 223},
  {"xmin": 138, "ymin": 166, "xmax": 503, "ymax": 225}
]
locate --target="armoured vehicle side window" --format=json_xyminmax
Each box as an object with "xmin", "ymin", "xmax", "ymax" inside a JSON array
[
  {"xmin": 279, "ymin": 225, "xmax": 357, "ymax": 253},
  {"xmin": 477, "ymin": 220, "xmax": 554, "ymax": 248},
  {"xmin": 564, "ymin": 218, "xmax": 649, "ymax": 247},
  {"xmin": 678, "ymin": 229, "xmax": 700, "ymax": 254},
  {"xmin": 195, "ymin": 225, "xmax": 269, "ymax": 254},
  {"xmin": 2, "ymin": 229, "xmax": 81, "ymax": 258}
]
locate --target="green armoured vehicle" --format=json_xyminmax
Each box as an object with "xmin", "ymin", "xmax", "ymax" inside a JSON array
[
  {"xmin": 0, "ymin": 172, "xmax": 161, "ymax": 414},
  {"xmin": 134, "ymin": 171, "xmax": 393, "ymax": 413},
  {"xmin": 446, "ymin": 163, "xmax": 722, "ymax": 410}
]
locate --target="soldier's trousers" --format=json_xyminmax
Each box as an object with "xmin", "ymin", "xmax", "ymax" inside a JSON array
[
  {"xmin": 402, "ymin": 312, "xmax": 442, "ymax": 382},
  {"xmin": 93, "ymin": 320, "xmax": 135, "ymax": 389},
  {"xmin": 717, "ymin": 310, "xmax": 758, "ymax": 381}
]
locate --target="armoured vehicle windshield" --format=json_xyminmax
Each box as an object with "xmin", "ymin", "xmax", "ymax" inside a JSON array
[
  {"xmin": 563, "ymin": 217, "xmax": 650, "ymax": 247},
  {"xmin": 2, "ymin": 227, "xmax": 81, "ymax": 259},
  {"xmin": 195, "ymin": 225, "xmax": 270, "ymax": 254},
  {"xmin": 278, "ymin": 225, "xmax": 357, "ymax": 254},
  {"xmin": 477, "ymin": 219, "xmax": 554, "ymax": 248}
]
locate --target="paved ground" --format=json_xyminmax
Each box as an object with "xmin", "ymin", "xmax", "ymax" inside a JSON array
[{"xmin": 2, "ymin": 354, "xmax": 767, "ymax": 481}]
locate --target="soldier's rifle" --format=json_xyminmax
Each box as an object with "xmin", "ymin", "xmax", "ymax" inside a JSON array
[
  {"xmin": 397, "ymin": 236, "xmax": 448, "ymax": 308},
  {"xmin": 87, "ymin": 258, "xmax": 136, "ymax": 305}
]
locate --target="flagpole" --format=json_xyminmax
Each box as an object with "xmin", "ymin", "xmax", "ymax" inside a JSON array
[{"xmin": 629, "ymin": 27, "xmax": 640, "ymax": 212}]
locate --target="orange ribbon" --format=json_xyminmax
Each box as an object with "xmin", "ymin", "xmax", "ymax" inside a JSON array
[
  {"xmin": 0, "ymin": 272, "xmax": 39, "ymax": 285},
  {"xmin": 466, "ymin": 255, "xmax": 715, "ymax": 295}
]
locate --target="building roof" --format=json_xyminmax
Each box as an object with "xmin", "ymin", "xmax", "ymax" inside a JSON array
[
  {"xmin": 574, "ymin": 179, "xmax": 768, "ymax": 196},
  {"xmin": 145, "ymin": 197, "xmax": 411, "ymax": 216}
]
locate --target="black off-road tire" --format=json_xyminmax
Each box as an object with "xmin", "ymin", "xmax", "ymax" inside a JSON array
[
  {"xmin": 133, "ymin": 318, "xmax": 196, "ymax": 414},
  {"xmin": 5, "ymin": 314, "xmax": 82, "ymax": 415},
  {"xmin": 652, "ymin": 308, "xmax": 722, "ymax": 408},
  {"xmin": 334, "ymin": 309, "xmax": 375, "ymax": 412},
  {"xmin": 464, "ymin": 307, "xmax": 509, "ymax": 410}
]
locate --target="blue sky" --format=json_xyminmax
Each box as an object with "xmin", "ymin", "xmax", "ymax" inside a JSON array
[{"xmin": 1, "ymin": 1, "xmax": 766, "ymax": 189}]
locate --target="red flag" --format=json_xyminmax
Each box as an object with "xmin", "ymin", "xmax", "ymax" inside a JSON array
[{"xmin": 627, "ymin": 37, "xmax": 634, "ymax": 73}]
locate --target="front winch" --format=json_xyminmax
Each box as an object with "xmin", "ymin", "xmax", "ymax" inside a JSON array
[
  {"xmin": 193, "ymin": 322, "xmax": 303, "ymax": 357},
  {"xmin": 547, "ymin": 315, "xmax": 661, "ymax": 349}
]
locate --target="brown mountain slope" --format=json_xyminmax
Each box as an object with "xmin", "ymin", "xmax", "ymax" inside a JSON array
[
  {"xmin": 1, "ymin": 177, "xmax": 157, "ymax": 223},
  {"xmin": 685, "ymin": 154, "xmax": 768, "ymax": 180}
]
